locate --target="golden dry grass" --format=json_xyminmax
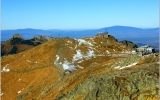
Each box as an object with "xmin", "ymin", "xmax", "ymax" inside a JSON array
[{"xmin": 2, "ymin": 37, "xmax": 153, "ymax": 100}]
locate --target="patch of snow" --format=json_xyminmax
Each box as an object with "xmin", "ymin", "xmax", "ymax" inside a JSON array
[
  {"xmin": 87, "ymin": 42, "xmax": 93, "ymax": 46},
  {"xmin": 115, "ymin": 63, "xmax": 137, "ymax": 70},
  {"xmin": 106, "ymin": 50, "xmax": 110, "ymax": 54},
  {"xmin": 0, "ymin": 93, "xmax": 3, "ymax": 96},
  {"xmin": 62, "ymin": 60, "xmax": 75, "ymax": 71},
  {"xmin": 56, "ymin": 55, "xmax": 59, "ymax": 60},
  {"xmin": 17, "ymin": 88, "xmax": 24, "ymax": 94},
  {"xmin": 121, "ymin": 50, "xmax": 131, "ymax": 54},
  {"xmin": 76, "ymin": 65, "xmax": 83, "ymax": 69},
  {"xmin": 74, "ymin": 45, "xmax": 77, "ymax": 49},
  {"xmin": 115, "ymin": 66, "xmax": 121, "ymax": 69},
  {"xmin": 26, "ymin": 60, "xmax": 31, "ymax": 63},
  {"xmin": 119, "ymin": 63, "xmax": 137, "ymax": 69},
  {"xmin": 77, "ymin": 39, "xmax": 86, "ymax": 45},
  {"xmin": 54, "ymin": 55, "xmax": 60, "ymax": 64},
  {"xmin": 1, "ymin": 64, "xmax": 10, "ymax": 72},
  {"xmin": 72, "ymin": 50, "xmax": 83, "ymax": 62},
  {"xmin": 77, "ymin": 39, "xmax": 93, "ymax": 46},
  {"xmin": 132, "ymin": 50, "xmax": 136, "ymax": 53},
  {"xmin": 72, "ymin": 49, "xmax": 95, "ymax": 62},
  {"xmin": 77, "ymin": 60, "xmax": 84, "ymax": 63},
  {"xmin": 67, "ymin": 41, "xmax": 72, "ymax": 43},
  {"xmin": 86, "ymin": 50, "xmax": 95, "ymax": 58}
]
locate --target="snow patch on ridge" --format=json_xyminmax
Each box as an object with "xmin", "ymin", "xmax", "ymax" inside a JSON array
[
  {"xmin": 115, "ymin": 63, "xmax": 137, "ymax": 70},
  {"xmin": 72, "ymin": 49, "xmax": 95, "ymax": 62},
  {"xmin": 77, "ymin": 39, "xmax": 93, "ymax": 46},
  {"xmin": 86, "ymin": 50, "xmax": 95, "ymax": 58},
  {"xmin": 62, "ymin": 59, "xmax": 83, "ymax": 71},
  {"xmin": 54, "ymin": 55, "xmax": 60, "ymax": 65},
  {"xmin": 119, "ymin": 63, "xmax": 137, "ymax": 69},
  {"xmin": 0, "ymin": 92, "xmax": 3, "ymax": 96},
  {"xmin": 62, "ymin": 60, "xmax": 75, "ymax": 71},
  {"xmin": 17, "ymin": 88, "xmax": 24, "ymax": 94},
  {"xmin": 1, "ymin": 64, "xmax": 10, "ymax": 72},
  {"xmin": 72, "ymin": 50, "xmax": 83, "ymax": 62},
  {"xmin": 106, "ymin": 50, "xmax": 110, "ymax": 54}
]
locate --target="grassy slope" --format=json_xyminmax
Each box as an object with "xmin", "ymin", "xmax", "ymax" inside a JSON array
[{"xmin": 1, "ymin": 37, "xmax": 159, "ymax": 100}]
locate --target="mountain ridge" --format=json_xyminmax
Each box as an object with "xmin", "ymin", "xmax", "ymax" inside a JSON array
[
  {"xmin": 2, "ymin": 26, "xmax": 159, "ymax": 45},
  {"xmin": 1, "ymin": 32, "xmax": 159, "ymax": 100}
]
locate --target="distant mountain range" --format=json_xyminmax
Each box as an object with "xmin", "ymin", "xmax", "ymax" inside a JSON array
[{"xmin": 2, "ymin": 26, "xmax": 159, "ymax": 46}]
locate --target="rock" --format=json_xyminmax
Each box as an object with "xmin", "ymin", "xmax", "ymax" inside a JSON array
[
  {"xmin": 1, "ymin": 34, "xmax": 54, "ymax": 56},
  {"xmin": 31, "ymin": 35, "xmax": 53, "ymax": 43},
  {"xmin": 12, "ymin": 34, "xmax": 24, "ymax": 39},
  {"xmin": 96, "ymin": 32, "xmax": 108, "ymax": 39},
  {"xmin": 119, "ymin": 40, "xmax": 138, "ymax": 49},
  {"xmin": 7, "ymin": 34, "xmax": 24, "ymax": 45}
]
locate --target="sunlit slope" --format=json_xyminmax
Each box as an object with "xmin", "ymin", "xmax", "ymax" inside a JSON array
[{"xmin": 1, "ymin": 35, "xmax": 158, "ymax": 100}]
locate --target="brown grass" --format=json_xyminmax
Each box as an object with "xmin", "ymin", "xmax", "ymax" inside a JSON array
[{"xmin": 1, "ymin": 37, "xmax": 148, "ymax": 100}]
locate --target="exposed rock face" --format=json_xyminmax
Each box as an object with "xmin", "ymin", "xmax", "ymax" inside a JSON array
[
  {"xmin": 7, "ymin": 34, "xmax": 24, "ymax": 45},
  {"xmin": 1, "ymin": 34, "xmax": 54, "ymax": 56},
  {"xmin": 119, "ymin": 40, "xmax": 138, "ymax": 49},
  {"xmin": 96, "ymin": 32, "xmax": 108, "ymax": 39},
  {"xmin": 12, "ymin": 34, "xmax": 24, "ymax": 39},
  {"xmin": 31, "ymin": 36, "xmax": 53, "ymax": 43}
]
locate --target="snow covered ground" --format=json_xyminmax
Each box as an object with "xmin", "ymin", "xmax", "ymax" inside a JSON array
[
  {"xmin": 115, "ymin": 63, "xmax": 137, "ymax": 70},
  {"xmin": 1, "ymin": 64, "xmax": 10, "ymax": 72}
]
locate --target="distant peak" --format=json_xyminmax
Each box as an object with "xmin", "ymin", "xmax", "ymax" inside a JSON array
[{"xmin": 12, "ymin": 34, "xmax": 23, "ymax": 39}]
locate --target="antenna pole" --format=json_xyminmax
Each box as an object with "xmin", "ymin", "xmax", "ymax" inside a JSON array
[{"xmin": 105, "ymin": 28, "xmax": 107, "ymax": 32}]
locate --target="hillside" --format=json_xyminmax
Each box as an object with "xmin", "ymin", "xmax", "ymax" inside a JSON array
[{"xmin": 1, "ymin": 33, "xmax": 159, "ymax": 100}]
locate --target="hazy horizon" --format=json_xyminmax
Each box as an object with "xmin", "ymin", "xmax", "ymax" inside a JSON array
[{"xmin": 1, "ymin": 25, "xmax": 159, "ymax": 30}]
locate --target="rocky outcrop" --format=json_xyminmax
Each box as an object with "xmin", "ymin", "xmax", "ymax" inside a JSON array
[
  {"xmin": 31, "ymin": 36, "xmax": 53, "ymax": 43},
  {"xmin": 1, "ymin": 34, "xmax": 54, "ymax": 56},
  {"xmin": 12, "ymin": 34, "xmax": 24, "ymax": 39},
  {"xmin": 96, "ymin": 32, "xmax": 108, "ymax": 39},
  {"xmin": 119, "ymin": 40, "xmax": 138, "ymax": 49},
  {"xmin": 7, "ymin": 34, "xmax": 24, "ymax": 45}
]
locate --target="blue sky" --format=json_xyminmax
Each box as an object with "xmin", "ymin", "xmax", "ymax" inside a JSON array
[{"xmin": 1, "ymin": 0, "xmax": 159, "ymax": 30}]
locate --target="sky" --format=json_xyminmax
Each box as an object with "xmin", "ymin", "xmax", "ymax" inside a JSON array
[{"xmin": 1, "ymin": 0, "xmax": 159, "ymax": 30}]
